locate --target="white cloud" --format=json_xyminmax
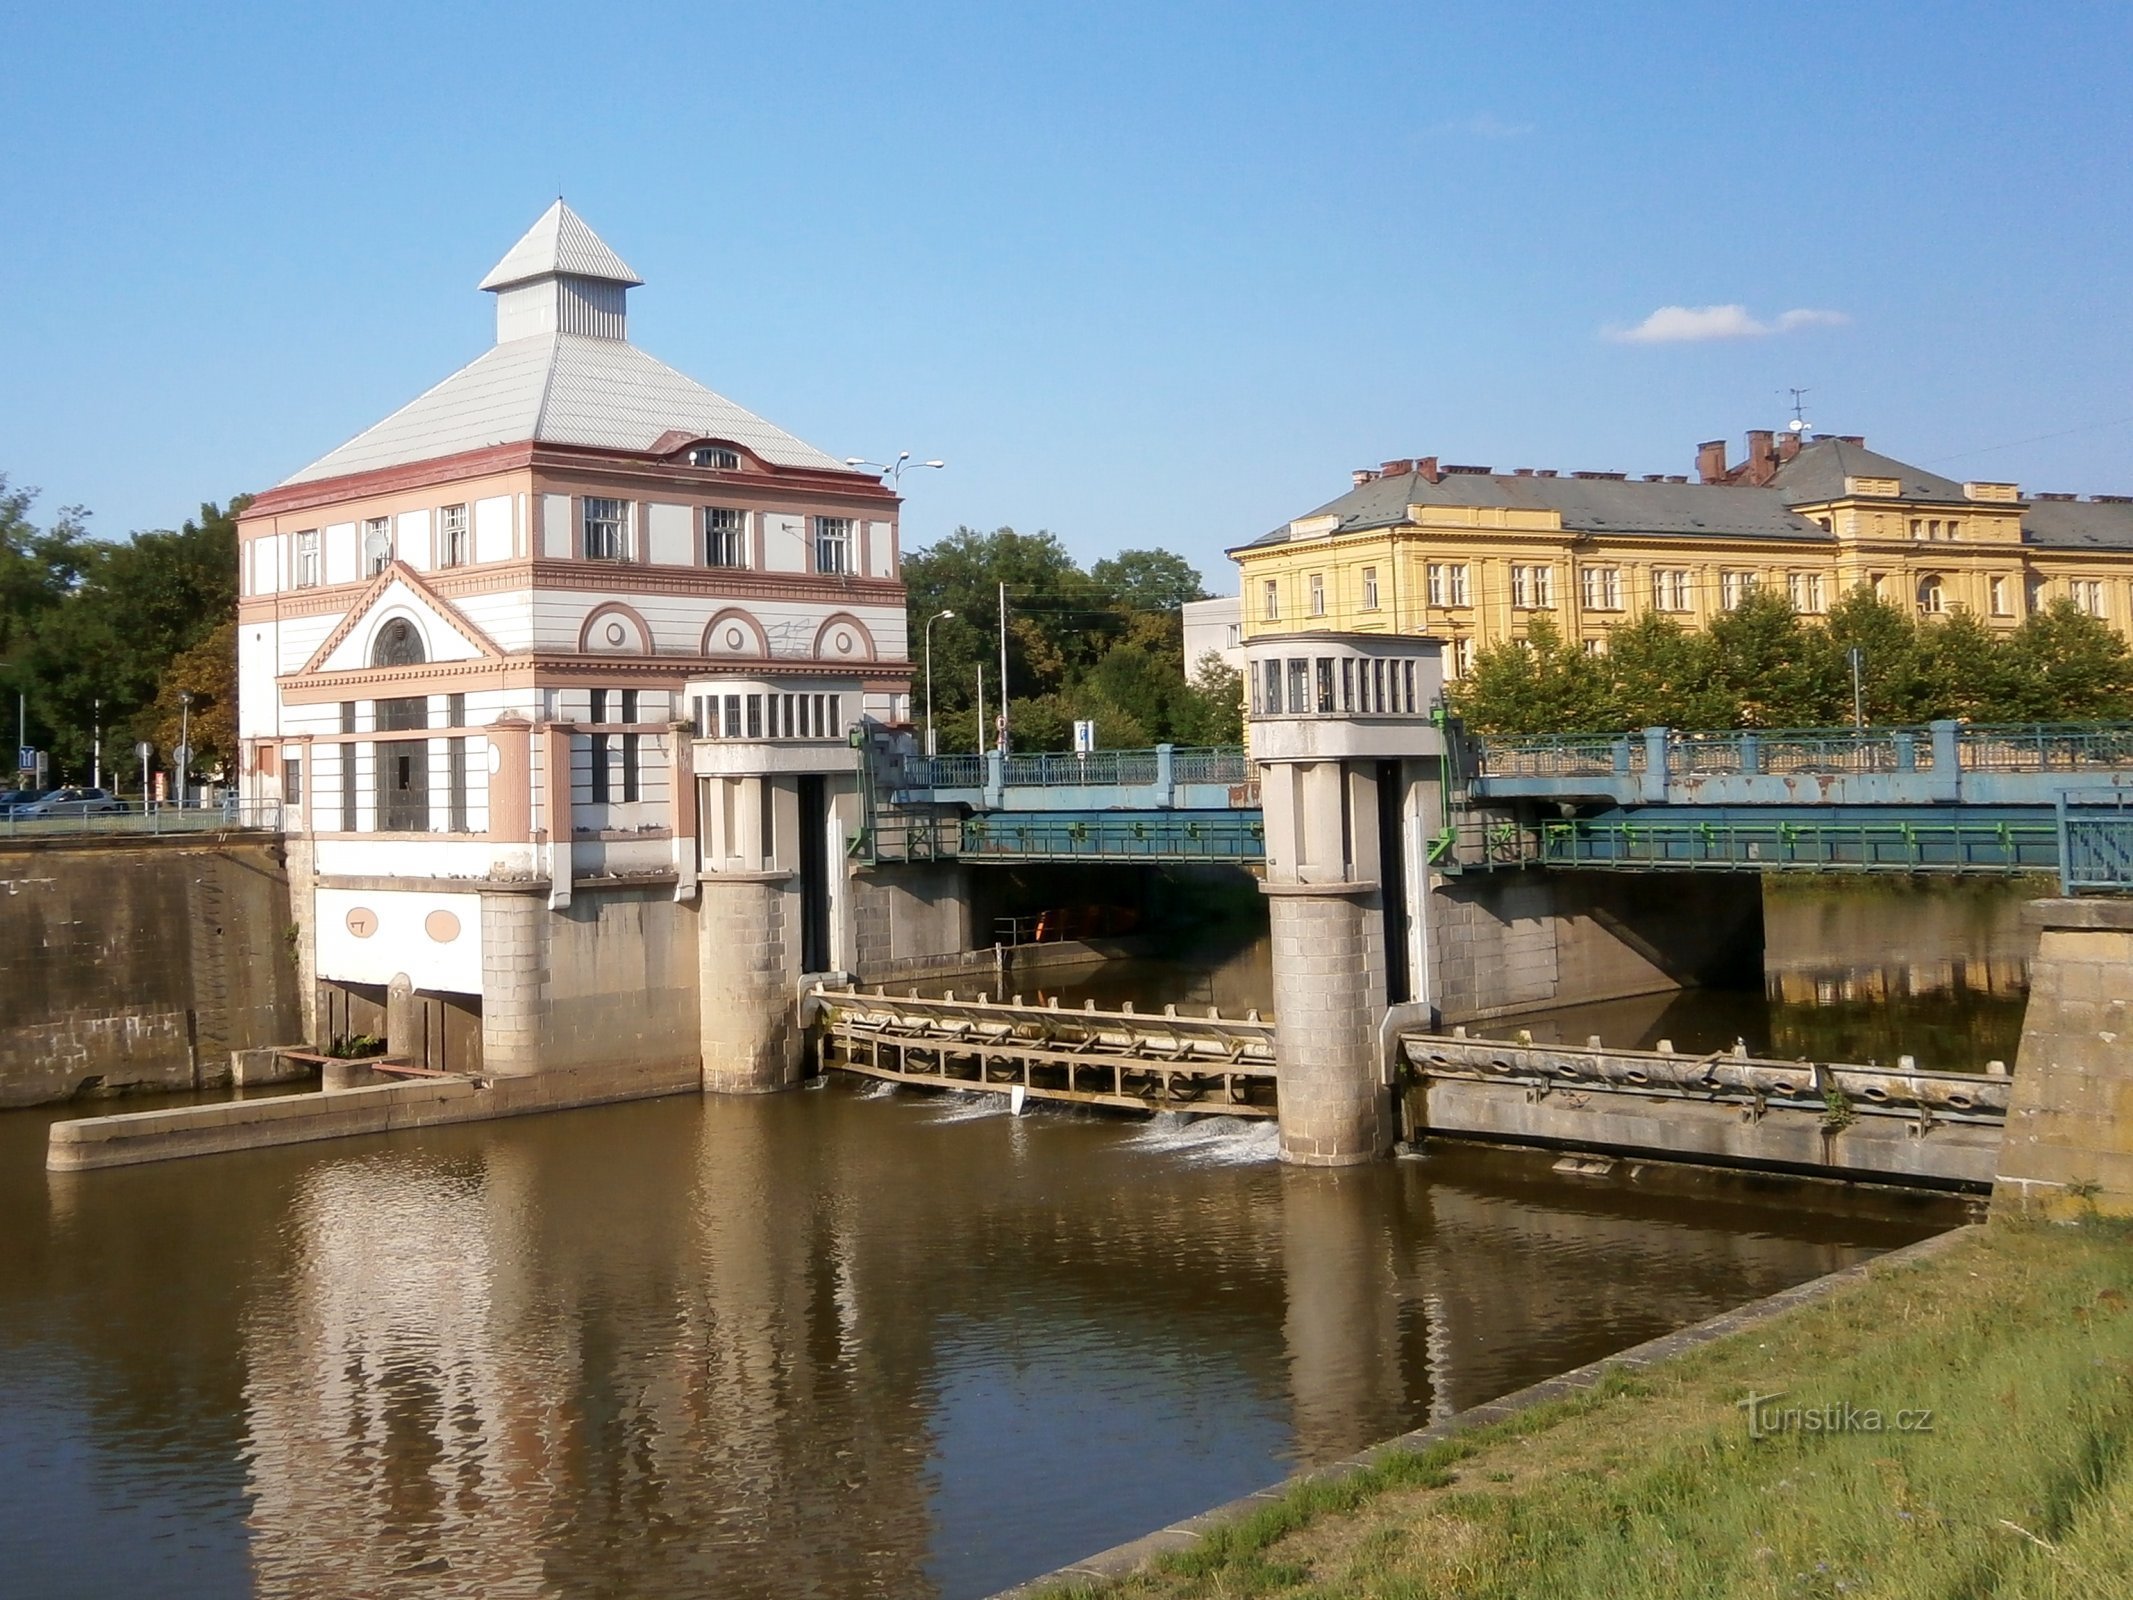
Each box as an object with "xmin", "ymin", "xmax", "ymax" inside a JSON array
[{"xmin": 1606, "ymin": 304, "xmax": 1851, "ymax": 344}]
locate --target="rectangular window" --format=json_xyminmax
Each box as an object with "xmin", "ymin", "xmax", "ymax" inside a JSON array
[
  {"xmin": 745, "ymin": 694, "xmax": 762, "ymax": 739},
  {"xmin": 1402, "ymin": 659, "xmax": 1417, "ymax": 711},
  {"xmin": 294, "ymin": 530, "xmax": 321, "ymax": 588},
  {"xmin": 339, "ymin": 701, "xmax": 358, "ymax": 830},
  {"xmin": 815, "ymin": 516, "xmax": 853, "ymax": 574},
  {"xmin": 282, "ymin": 751, "xmax": 303, "ymax": 806},
  {"xmin": 1315, "ymin": 657, "xmax": 1334, "ymax": 713},
  {"xmin": 1990, "ymin": 574, "xmax": 2012, "ymax": 617},
  {"xmin": 1787, "ymin": 572, "xmax": 1826, "ymax": 613},
  {"xmin": 589, "ymin": 688, "xmax": 611, "ymax": 803},
  {"xmin": 1308, "ymin": 573, "xmax": 1326, "ymax": 617},
  {"xmin": 1372, "ymin": 658, "xmax": 1386, "ymax": 714},
  {"xmin": 1578, "ymin": 566, "xmax": 1622, "ymax": 610},
  {"xmin": 829, "ymin": 693, "xmax": 842, "ymax": 734},
  {"xmin": 1340, "ymin": 656, "xmax": 1354, "ymax": 711},
  {"xmin": 1262, "ymin": 579, "xmax": 1279, "ymax": 621},
  {"xmin": 1947, "ymin": 519, "xmax": 1962, "ymax": 539},
  {"xmin": 1511, "ymin": 564, "xmax": 1554, "ymax": 609},
  {"xmin": 2074, "ymin": 579, "xmax": 2107, "ymax": 618},
  {"xmin": 1225, "ymin": 623, "xmax": 1242, "ymax": 648},
  {"xmin": 1426, "ymin": 562, "xmax": 1470, "ymax": 607},
  {"xmin": 724, "ymin": 694, "xmax": 743, "ymax": 739},
  {"xmin": 584, "ymin": 497, "xmax": 631, "ymax": 561},
  {"xmin": 1361, "ymin": 567, "xmax": 1379, "ymax": 610},
  {"xmin": 705, "ymin": 506, "xmax": 747, "ymax": 567},
  {"xmin": 1263, "ymin": 659, "xmax": 1283, "ymax": 714},
  {"xmin": 1452, "ymin": 638, "xmax": 1474, "ymax": 678},
  {"xmin": 781, "ymin": 693, "xmax": 796, "ymax": 737},
  {"xmin": 1286, "ymin": 658, "xmax": 1309, "ymax": 713},
  {"xmin": 447, "ymin": 692, "xmax": 468, "ymax": 830},
  {"xmin": 1654, "ymin": 569, "xmax": 1692, "ymax": 612},
  {"xmin": 440, "ymin": 504, "xmax": 469, "ymax": 567},
  {"xmin": 1581, "ymin": 638, "xmax": 1607, "ymax": 658},
  {"xmin": 1721, "ymin": 570, "xmax": 1757, "ymax": 611},
  {"xmin": 363, "ymin": 516, "xmax": 393, "ymax": 576},
  {"xmin": 1910, "ymin": 518, "xmax": 1925, "ymax": 540},
  {"xmin": 621, "ymin": 689, "xmax": 640, "ymax": 802}
]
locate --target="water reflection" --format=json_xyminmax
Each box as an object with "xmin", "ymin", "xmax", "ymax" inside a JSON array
[{"xmin": 0, "ymin": 1083, "xmax": 1955, "ymax": 1600}]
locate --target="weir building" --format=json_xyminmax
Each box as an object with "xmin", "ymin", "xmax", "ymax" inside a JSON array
[
  {"xmin": 1234, "ymin": 430, "xmax": 2133, "ymax": 673},
  {"xmin": 234, "ymin": 202, "xmax": 950, "ymax": 1084}
]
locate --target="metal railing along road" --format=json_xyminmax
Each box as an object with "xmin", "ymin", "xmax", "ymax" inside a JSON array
[
  {"xmin": 1537, "ymin": 815, "xmax": 2057, "ymax": 874},
  {"xmin": 0, "ymin": 798, "xmax": 285, "ymax": 840},
  {"xmin": 959, "ymin": 812, "xmax": 1265, "ymax": 863},
  {"xmin": 1479, "ymin": 719, "xmax": 2133, "ymax": 781},
  {"xmin": 896, "ymin": 746, "xmax": 1250, "ymax": 793}
]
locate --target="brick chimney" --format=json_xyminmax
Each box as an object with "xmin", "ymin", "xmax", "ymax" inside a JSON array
[
  {"xmin": 1743, "ymin": 430, "xmax": 1777, "ymax": 484},
  {"xmin": 1379, "ymin": 458, "xmax": 1415, "ymax": 478},
  {"xmin": 1775, "ymin": 430, "xmax": 1803, "ymax": 465},
  {"xmin": 1351, "ymin": 468, "xmax": 1380, "ymax": 487},
  {"xmin": 1415, "ymin": 456, "xmax": 1441, "ymax": 484},
  {"xmin": 1696, "ymin": 439, "xmax": 1729, "ymax": 483}
]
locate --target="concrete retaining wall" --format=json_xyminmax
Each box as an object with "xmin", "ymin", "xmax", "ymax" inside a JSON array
[
  {"xmin": 46, "ymin": 1055, "xmax": 701, "ymax": 1171},
  {"xmin": 0, "ymin": 835, "xmax": 302, "ymax": 1106},
  {"xmin": 1430, "ymin": 870, "xmax": 1764, "ymax": 1024}
]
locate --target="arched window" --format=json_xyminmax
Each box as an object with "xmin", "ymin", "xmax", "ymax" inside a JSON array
[
  {"xmin": 372, "ymin": 618, "xmax": 426, "ymax": 667},
  {"xmin": 1916, "ymin": 574, "xmax": 1946, "ymax": 616}
]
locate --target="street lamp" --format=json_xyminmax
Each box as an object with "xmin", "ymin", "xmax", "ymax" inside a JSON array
[
  {"xmin": 177, "ymin": 691, "xmax": 193, "ymax": 810},
  {"xmin": 844, "ymin": 450, "xmax": 946, "ymax": 488},
  {"xmin": 924, "ymin": 609, "xmax": 956, "ymax": 756}
]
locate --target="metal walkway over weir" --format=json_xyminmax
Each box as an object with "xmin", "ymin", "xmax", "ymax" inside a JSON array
[
  {"xmin": 868, "ymin": 723, "xmax": 2133, "ymax": 887},
  {"xmin": 810, "ymin": 990, "xmax": 2010, "ymax": 1185}
]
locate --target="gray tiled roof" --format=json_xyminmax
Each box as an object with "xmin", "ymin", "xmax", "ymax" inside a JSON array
[
  {"xmin": 2024, "ymin": 499, "xmax": 2133, "ymax": 550},
  {"xmin": 1767, "ymin": 437, "xmax": 1971, "ymax": 505},
  {"xmin": 1239, "ymin": 471, "xmax": 1828, "ymax": 551}
]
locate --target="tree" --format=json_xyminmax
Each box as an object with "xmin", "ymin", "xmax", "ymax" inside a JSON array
[
  {"xmin": 1455, "ymin": 615, "xmax": 1611, "ymax": 734},
  {"xmin": 2003, "ymin": 600, "xmax": 2133, "ymax": 720},
  {"xmin": 1089, "ymin": 549, "xmax": 1208, "ymax": 612},
  {"xmin": 1824, "ymin": 586, "xmax": 1930, "ymax": 725},
  {"xmin": 1705, "ymin": 590, "xmax": 1844, "ymax": 727},
  {"xmin": 1173, "ymin": 655, "xmax": 1245, "ymax": 746},
  {"xmin": 152, "ymin": 618, "xmax": 239, "ymax": 778},
  {"xmin": 1604, "ymin": 611, "xmax": 1725, "ymax": 730}
]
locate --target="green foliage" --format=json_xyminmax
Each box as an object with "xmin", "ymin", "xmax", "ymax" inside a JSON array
[
  {"xmin": 0, "ymin": 475, "xmax": 244, "ymax": 787},
  {"xmin": 1455, "ymin": 583, "xmax": 2133, "ymax": 734},
  {"xmin": 905, "ymin": 525, "xmax": 1234, "ymax": 752}
]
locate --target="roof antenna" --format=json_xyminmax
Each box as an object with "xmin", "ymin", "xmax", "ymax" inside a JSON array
[{"xmin": 1785, "ymin": 386, "xmax": 1812, "ymax": 434}]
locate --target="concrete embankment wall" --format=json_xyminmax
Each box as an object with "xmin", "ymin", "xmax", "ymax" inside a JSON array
[
  {"xmin": 1431, "ymin": 870, "xmax": 1764, "ymax": 1024},
  {"xmin": 1, "ymin": 835, "xmax": 301, "ymax": 1107}
]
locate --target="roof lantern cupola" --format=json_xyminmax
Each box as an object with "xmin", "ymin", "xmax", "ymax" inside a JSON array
[{"xmin": 479, "ymin": 199, "xmax": 644, "ymax": 344}]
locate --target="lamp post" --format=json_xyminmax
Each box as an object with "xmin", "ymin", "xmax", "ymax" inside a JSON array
[
  {"xmin": 923, "ymin": 609, "xmax": 955, "ymax": 756},
  {"xmin": 177, "ymin": 691, "xmax": 193, "ymax": 810},
  {"xmin": 843, "ymin": 450, "xmax": 946, "ymax": 488}
]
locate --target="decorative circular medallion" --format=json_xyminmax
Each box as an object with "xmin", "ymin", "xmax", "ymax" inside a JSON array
[
  {"xmin": 605, "ymin": 621, "xmax": 627, "ymax": 645},
  {"xmin": 835, "ymin": 631, "xmax": 854, "ymax": 654},
  {"xmin": 345, "ymin": 908, "xmax": 378, "ymax": 939},
  {"xmin": 425, "ymin": 909, "xmax": 462, "ymax": 943},
  {"xmin": 725, "ymin": 626, "xmax": 744, "ymax": 649}
]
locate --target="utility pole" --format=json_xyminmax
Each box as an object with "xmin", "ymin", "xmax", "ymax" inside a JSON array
[
  {"xmin": 974, "ymin": 666, "xmax": 985, "ymax": 759},
  {"xmin": 92, "ymin": 698, "xmax": 101, "ymax": 789},
  {"xmin": 1849, "ymin": 646, "xmax": 1866, "ymax": 729},
  {"xmin": 178, "ymin": 691, "xmax": 194, "ymax": 810},
  {"xmin": 997, "ymin": 581, "xmax": 1010, "ymax": 755}
]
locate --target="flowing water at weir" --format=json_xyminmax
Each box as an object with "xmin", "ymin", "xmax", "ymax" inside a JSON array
[{"xmin": 0, "ymin": 880, "xmax": 2009, "ymax": 1600}]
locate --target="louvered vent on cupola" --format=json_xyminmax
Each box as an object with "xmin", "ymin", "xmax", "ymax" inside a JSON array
[{"xmin": 479, "ymin": 199, "xmax": 645, "ymax": 343}]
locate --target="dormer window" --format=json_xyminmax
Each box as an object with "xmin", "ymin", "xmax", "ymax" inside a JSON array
[{"xmin": 691, "ymin": 446, "xmax": 741, "ymax": 470}]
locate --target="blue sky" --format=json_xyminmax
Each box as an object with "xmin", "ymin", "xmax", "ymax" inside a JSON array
[{"xmin": 5, "ymin": 1, "xmax": 2130, "ymax": 591}]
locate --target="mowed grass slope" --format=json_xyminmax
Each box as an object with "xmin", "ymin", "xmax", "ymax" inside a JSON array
[{"xmin": 1071, "ymin": 1222, "xmax": 2133, "ymax": 1600}]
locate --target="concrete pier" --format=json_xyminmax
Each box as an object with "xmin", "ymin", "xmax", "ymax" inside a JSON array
[{"xmin": 1993, "ymin": 897, "xmax": 2133, "ymax": 1218}]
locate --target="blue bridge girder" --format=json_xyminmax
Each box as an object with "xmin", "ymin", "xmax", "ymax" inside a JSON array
[{"xmin": 891, "ymin": 746, "xmax": 1253, "ymax": 814}]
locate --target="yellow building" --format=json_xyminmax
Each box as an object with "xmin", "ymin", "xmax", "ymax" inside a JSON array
[{"xmin": 1231, "ymin": 429, "xmax": 2133, "ymax": 676}]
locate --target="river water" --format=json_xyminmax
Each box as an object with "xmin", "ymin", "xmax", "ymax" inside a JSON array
[{"xmin": 0, "ymin": 881, "xmax": 2004, "ymax": 1600}]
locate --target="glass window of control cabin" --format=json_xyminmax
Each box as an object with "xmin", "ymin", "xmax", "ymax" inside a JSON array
[
  {"xmin": 705, "ymin": 506, "xmax": 747, "ymax": 567},
  {"xmin": 1308, "ymin": 573, "xmax": 1326, "ymax": 616},
  {"xmin": 294, "ymin": 530, "xmax": 321, "ymax": 588},
  {"xmin": 1340, "ymin": 656, "xmax": 1354, "ymax": 711},
  {"xmin": 1286, "ymin": 658, "xmax": 1309, "ymax": 712},
  {"xmin": 1403, "ymin": 659, "xmax": 1417, "ymax": 710},
  {"xmin": 439, "ymin": 504, "xmax": 469, "ymax": 567},
  {"xmin": 1262, "ymin": 659, "xmax": 1282, "ymax": 714},
  {"xmin": 815, "ymin": 517, "xmax": 853, "ymax": 575},
  {"xmin": 589, "ymin": 690, "xmax": 611, "ymax": 802},
  {"xmin": 723, "ymin": 695, "xmax": 743, "ymax": 738},
  {"xmin": 1315, "ymin": 657, "xmax": 1334, "ymax": 713},
  {"xmin": 584, "ymin": 497, "xmax": 631, "ymax": 561},
  {"xmin": 1371, "ymin": 658, "xmax": 1386, "ymax": 713},
  {"xmin": 282, "ymin": 751, "xmax": 302, "ymax": 806},
  {"xmin": 621, "ymin": 690, "xmax": 640, "ymax": 802},
  {"xmin": 1362, "ymin": 567, "xmax": 1379, "ymax": 610}
]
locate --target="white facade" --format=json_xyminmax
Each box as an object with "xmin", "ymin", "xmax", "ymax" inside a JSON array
[{"xmin": 1182, "ymin": 595, "xmax": 1245, "ymax": 678}]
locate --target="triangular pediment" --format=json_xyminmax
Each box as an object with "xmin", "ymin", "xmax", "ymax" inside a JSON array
[{"xmin": 297, "ymin": 564, "xmax": 505, "ymax": 676}]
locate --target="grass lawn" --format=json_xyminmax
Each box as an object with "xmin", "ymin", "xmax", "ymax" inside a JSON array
[{"xmin": 1065, "ymin": 1221, "xmax": 2133, "ymax": 1600}]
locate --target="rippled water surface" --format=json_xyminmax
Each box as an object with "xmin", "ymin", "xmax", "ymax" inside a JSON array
[{"xmin": 1, "ymin": 1071, "xmax": 1956, "ymax": 1599}]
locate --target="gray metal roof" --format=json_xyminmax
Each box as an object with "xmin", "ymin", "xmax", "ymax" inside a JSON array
[
  {"xmin": 1240, "ymin": 470, "xmax": 1829, "ymax": 550},
  {"xmin": 478, "ymin": 200, "xmax": 642, "ymax": 290},
  {"xmin": 2024, "ymin": 499, "xmax": 2133, "ymax": 550},
  {"xmin": 280, "ymin": 332, "xmax": 846, "ymax": 484},
  {"xmin": 1766, "ymin": 437, "xmax": 1970, "ymax": 505}
]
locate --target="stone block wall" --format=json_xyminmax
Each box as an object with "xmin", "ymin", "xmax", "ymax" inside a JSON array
[
  {"xmin": 1268, "ymin": 888, "xmax": 1390, "ymax": 1165},
  {"xmin": 1993, "ymin": 898, "xmax": 2133, "ymax": 1219},
  {"xmin": 851, "ymin": 862, "xmax": 973, "ymax": 978},
  {"xmin": 0, "ymin": 836, "xmax": 301, "ymax": 1106}
]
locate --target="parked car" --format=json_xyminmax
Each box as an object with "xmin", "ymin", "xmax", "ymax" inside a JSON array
[
  {"xmin": 16, "ymin": 786, "xmax": 128, "ymax": 817},
  {"xmin": 0, "ymin": 788, "xmax": 49, "ymax": 816}
]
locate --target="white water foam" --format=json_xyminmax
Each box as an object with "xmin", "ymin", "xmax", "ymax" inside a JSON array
[{"xmin": 1124, "ymin": 1113, "xmax": 1280, "ymax": 1166}]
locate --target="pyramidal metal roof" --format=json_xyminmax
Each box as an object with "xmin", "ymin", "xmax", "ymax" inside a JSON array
[
  {"xmin": 279, "ymin": 207, "xmax": 849, "ymax": 485},
  {"xmin": 477, "ymin": 199, "xmax": 642, "ymax": 290}
]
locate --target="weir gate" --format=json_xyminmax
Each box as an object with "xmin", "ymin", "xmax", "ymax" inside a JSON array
[{"xmin": 811, "ymin": 987, "xmax": 2010, "ymax": 1189}]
